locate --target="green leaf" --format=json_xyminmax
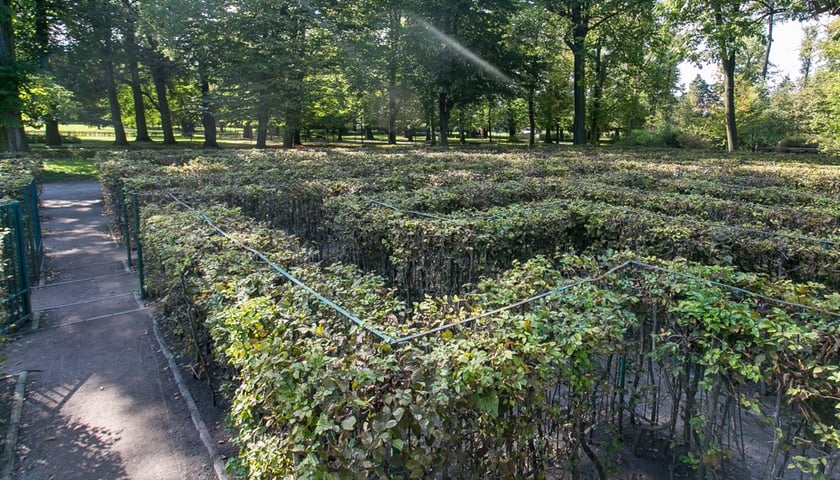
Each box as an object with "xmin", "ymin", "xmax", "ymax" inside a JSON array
[
  {"xmin": 477, "ymin": 392, "xmax": 499, "ymax": 418},
  {"xmin": 341, "ymin": 415, "xmax": 357, "ymax": 430}
]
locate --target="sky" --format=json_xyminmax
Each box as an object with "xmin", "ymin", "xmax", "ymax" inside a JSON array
[{"xmin": 678, "ymin": 20, "xmax": 810, "ymax": 90}]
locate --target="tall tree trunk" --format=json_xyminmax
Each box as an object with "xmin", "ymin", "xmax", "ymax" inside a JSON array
[
  {"xmin": 0, "ymin": 0, "xmax": 29, "ymax": 153},
  {"xmin": 458, "ymin": 109, "xmax": 466, "ymax": 145},
  {"xmin": 800, "ymin": 25, "xmax": 818, "ymax": 86},
  {"xmin": 761, "ymin": 12, "xmax": 774, "ymax": 81},
  {"xmin": 487, "ymin": 97, "xmax": 493, "ymax": 144},
  {"xmin": 124, "ymin": 18, "xmax": 151, "ymax": 142},
  {"xmin": 388, "ymin": 75, "xmax": 398, "ymax": 144},
  {"xmin": 146, "ymin": 36, "xmax": 175, "ymax": 144},
  {"xmin": 721, "ymin": 50, "xmax": 738, "ymax": 152},
  {"xmin": 45, "ymin": 119, "xmax": 61, "ymax": 145},
  {"xmin": 1, "ymin": 124, "xmax": 28, "ymax": 152},
  {"xmin": 243, "ymin": 123, "xmax": 253, "ymax": 139},
  {"xmin": 102, "ymin": 53, "xmax": 128, "ymax": 146},
  {"xmin": 283, "ymin": 105, "xmax": 301, "ymax": 148},
  {"xmin": 283, "ymin": 126, "xmax": 294, "ymax": 148},
  {"xmin": 528, "ymin": 87, "xmax": 536, "ymax": 147},
  {"xmin": 200, "ymin": 72, "xmax": 219, "ymax": 149},
  {"xmin": 508, "ymin": 122, "xmax": 516, "ymax": 142},
  {"xmin": 568, "ymin": 7, "xmax": 588, "ymax": 146},
  {"xmin": 386, "ymin": 10, "xmax": 401, "ymax": 145},
  {"xmin": 35, "ymin": 0, "xmax": 61, "ymax": 147},
  {"xmin": 438, "ymin": 92, "xmax": 451, "ymax": 148},
  {"xmin": 571, "ymin": 45, "xmax": 586, "ymax": 145},
  {"xmin": 590, "ymin": 42, "xmax": 607, "ymax": 145},
  {"xmin": 256, "ymin": 113, "xmax": 268, "ymax": 148},
  {"xmin": 34, "ymin": 0, "xmax": 49, "ymax": 65},
  {"xmin": 151, "ymin": 68, "xmax": 175, "ymax": 144}
]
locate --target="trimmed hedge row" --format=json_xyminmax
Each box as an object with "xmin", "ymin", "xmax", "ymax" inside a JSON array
[
  {"xmin": 328, "ymin": 195, "xmax": 840, "ymax": 298},
  {"xmin": 99, "ymin": 149, "xmax": 840, "ymax": 478},
  {"xmin": 0, "ymin": 157, "xmax": 39, "ymax": 201},
  {"xmin": 140, "ymin": 201, "xmax": 840, "ymax": 479}
]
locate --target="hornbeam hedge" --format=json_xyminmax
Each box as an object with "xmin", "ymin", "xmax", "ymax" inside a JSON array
[
  {"xmin": 99, "ymin": 148, "xmax": 840, "ymax": 479},
  {"xmin": 140, "ymin": 203, "xmax": 839, "ymax": 479}
]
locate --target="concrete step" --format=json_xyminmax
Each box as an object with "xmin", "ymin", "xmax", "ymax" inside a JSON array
[
  {"xmin": 42, "ymin": 234, "xmax": 118, "ymax": 254},
  {"xmin": 43, "ymin": 247, "xmax": 128, "ymax": 269},
  {"xmin": 45, "ymin": 259, "xmax": 128, "ymax": 284},
  {"xmin": 35, "ymin": 293, "xmax": 143, "ymax": 328},
  {"xmin": 32, "ymin": 272, "xmax": 138, "ymax": 311}
]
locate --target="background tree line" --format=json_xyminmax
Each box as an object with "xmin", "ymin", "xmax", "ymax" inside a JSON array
[{"xmin": 1, "ymin": 0, "xmax": 839, "ymax": 153}]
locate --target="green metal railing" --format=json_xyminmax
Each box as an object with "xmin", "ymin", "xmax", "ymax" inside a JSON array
[
  {"xmin": 21, "ymin": 181, "xmax": 44, "ymax": 282},
  {"xmin": 0, "ymin": 201, "xmax": 32, "ymax": 331},
  {"xmin": 117, "ymin": 185, "xmax": 145, "ymax": 299},
  {"xmin": 0, "ymin": 180, "xmax": 43, "ymax": 331}
]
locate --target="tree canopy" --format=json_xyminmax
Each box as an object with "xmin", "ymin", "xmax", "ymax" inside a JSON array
[{"xmin": 1, "ymin": 0, "xmax": 838, "ymax": 152}]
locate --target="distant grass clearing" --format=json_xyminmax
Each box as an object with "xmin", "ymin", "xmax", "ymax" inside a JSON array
[{"xmin": 40, "ymin": 158, "xmax": 98, "ymax": 182}]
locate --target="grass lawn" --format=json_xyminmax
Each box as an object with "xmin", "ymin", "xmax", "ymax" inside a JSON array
[{"xmin": 40, "ymin": 158, "xmax": 98, "ymax": 182}]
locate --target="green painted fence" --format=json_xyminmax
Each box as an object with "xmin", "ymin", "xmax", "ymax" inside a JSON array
[
  {"xmin": 1, "ymin": 202, "xmax": 32, "ymax": 330},
  {"xmin": 0, "ymin": 181, "xmax": 42, "ymax": 331}
]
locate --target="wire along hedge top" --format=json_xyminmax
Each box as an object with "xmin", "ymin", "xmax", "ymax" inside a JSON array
[
  {"xmin": 166, "ymin": 192, "xmax": 396, "ymax": 344},
  {"xmin": 145, "ymin": 191, "xmax": 840, "ymax": 347}
]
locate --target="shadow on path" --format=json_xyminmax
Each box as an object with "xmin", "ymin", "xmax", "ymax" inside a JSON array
[{"xmin": 3, "ymin": 181, "xmax": 217, "ymax": 480}]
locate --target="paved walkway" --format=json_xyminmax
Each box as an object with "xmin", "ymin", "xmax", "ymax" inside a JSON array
[{"xmin": 3, "ymin": 182, "xmax": 227, "ymax": 480}]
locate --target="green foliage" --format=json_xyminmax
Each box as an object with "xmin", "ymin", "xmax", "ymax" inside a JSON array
[
  {"xmin": 101, "ymin": 148, "xmax": 840, "ymax": 478},
  {"xmin": 614, "ymin": 128, "xmax": 679, "ymax": 147},
  {"xmin": 0, "ymin": 157, "xmax": 39, "ymax": 195},
  {"xmin": 799, "ymin": 19, "xmax": 840, "ymax": 154},
  {"xmin": 19, "ymin": 73, "xmax": 79, "ymax": 128}
]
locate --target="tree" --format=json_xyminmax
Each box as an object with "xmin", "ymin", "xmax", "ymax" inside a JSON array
[
  {"xmin": 327, "ymin": 0, "xmax": 410, "ymax": 144},
  {"xmin": 1, "ymin": 0, "xmax": 30, "ymax": 152},
  {"xmin": 505, "ymin": 4, "xmax": 556, "ymax": 146},
  {"xmin": 146, "ymin": 0, "xmax": 224, "ymax": 148},
  {"xmin": 583, "ymin": 1, "xmax": 673, "ymax": 143},
  {"xmin": 20, "ymin": 73, "xmax": 78, "ymax": 140},
  {"xmin": 120, "ymin": 0, "xmax": 152, "ymax": 142},
  {"xmin": 799, "ymin": 17, "xmax": 840, "ymax": 152},
  {"xmin": 405, "ymin": 0, "xmax": 517, "ymax": 148},
  {"xmin": 666, "ymin": 0, "xmax": 771, "ymax": 152},
  {"xmin": 143, "ymin": 36, "xmax": 177, "ymax": 144},
  {"xmin": 54, "ymin": 0, "xmax": 130, "ymax": 145},
  {"xmin": 15, "ymin": 0, "xmax": 64, "ymax": 145},
  {"xmin": 799, "ymin": 23, "xmax": 819, "ymax": 84},
  {"xmin": 544, "ymin": 0, "xmax": 650, "ymax": 145}
]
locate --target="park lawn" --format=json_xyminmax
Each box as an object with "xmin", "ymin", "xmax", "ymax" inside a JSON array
[{"xmin": 40, "ymin": 158, "xmax": 98, "ymax": 182}]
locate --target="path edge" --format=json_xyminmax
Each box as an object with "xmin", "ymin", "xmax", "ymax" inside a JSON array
[
  {"xmin": 1, "ymin": 370, "xmax": 28, "ymax": 480},
  {"xmin": 139, "ymin": 294, "xmax": 231, "ymax": 480}
]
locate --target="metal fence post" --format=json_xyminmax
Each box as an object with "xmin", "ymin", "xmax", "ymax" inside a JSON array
[
  {"xmin": 120, "ymin": 184, "xmax": 132, "ymax": 268},
  {"xmin": 13, "ymin": 202, "xmax": 32, "ymax": 325},
  {"xmin": 1, "ymin": 201, "xmax": 33, "ymax": 330},
  {"xmin": 131, "ymin": 193, "xmax": 145, "ymax": 299},
  {"xmin": 23, "ymin": 181, "xmax": 43, "ymax": 282}
]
